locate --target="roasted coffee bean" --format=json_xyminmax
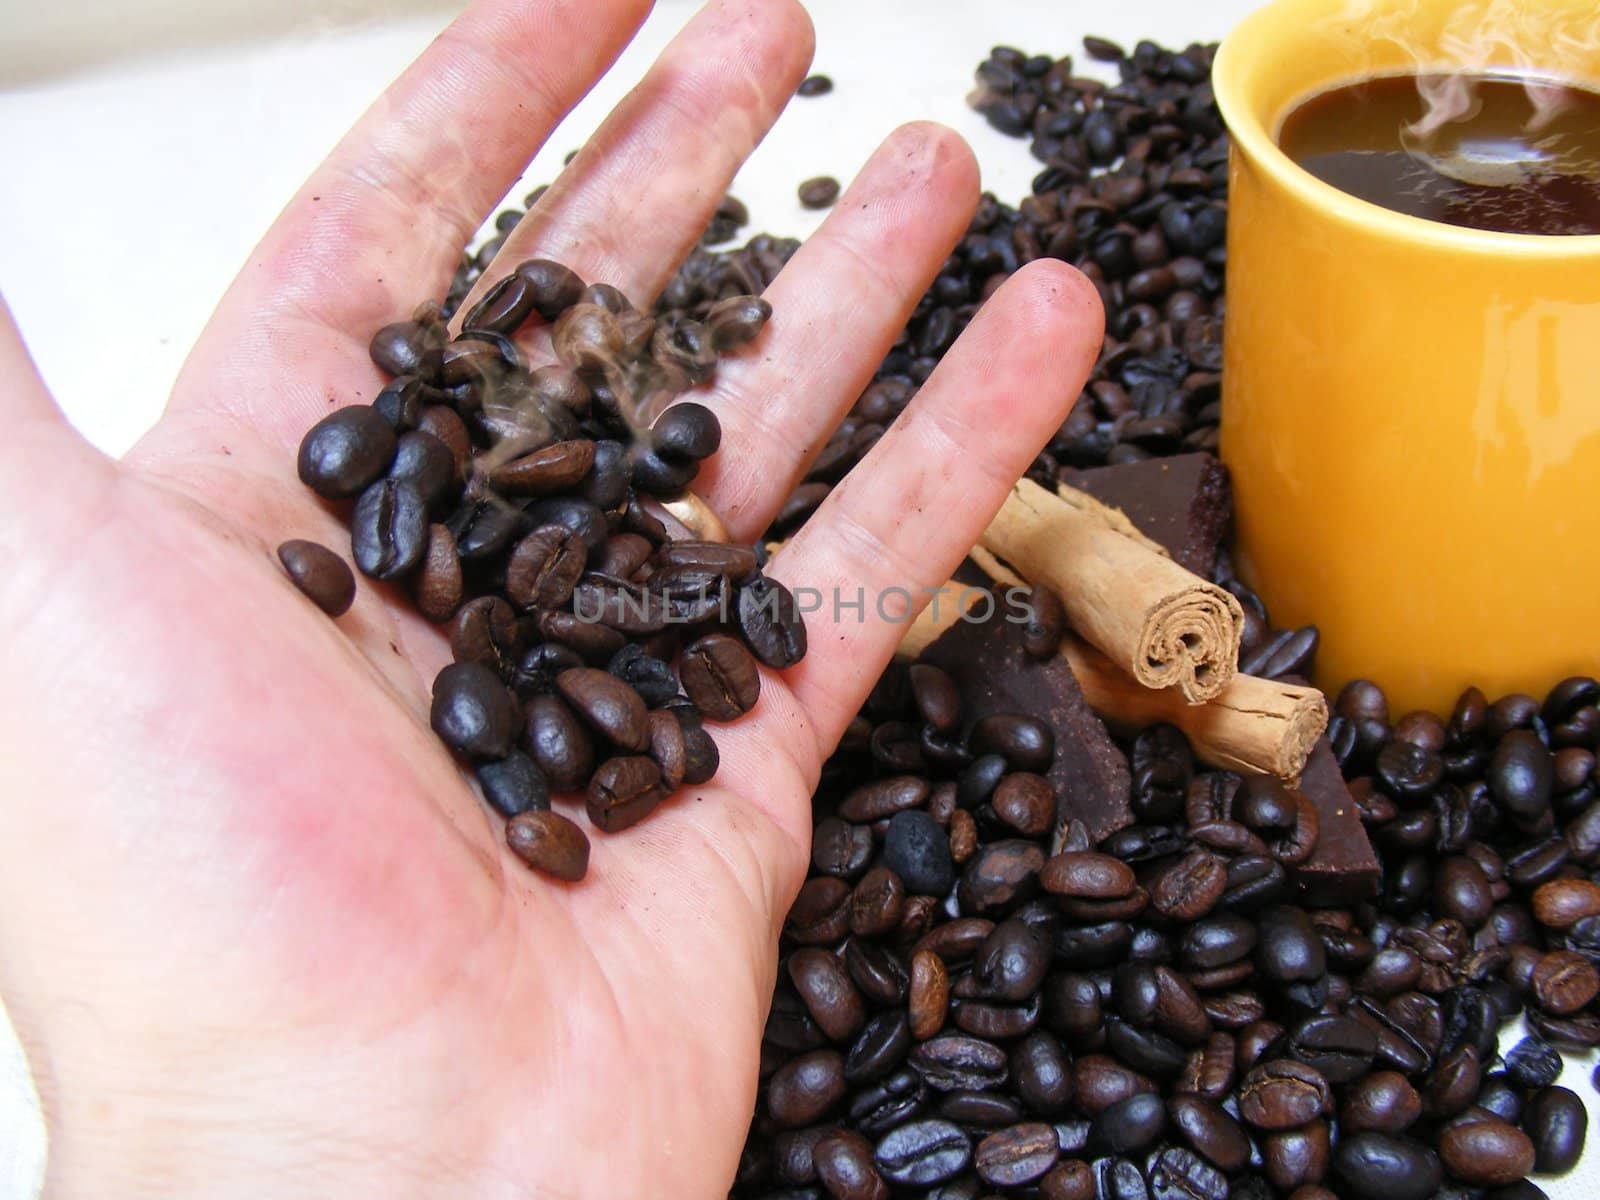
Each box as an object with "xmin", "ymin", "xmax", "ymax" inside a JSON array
[
  {"xmin": 1021, "ymin": 586, "xmax": 1065, "ymax": 659},
  {"xmin": 813, "ymin": 818, "xmax": 874, "ymax": 880},
  {"xmin": 1490, "ymin": 731, "xmax": 1553, "ymax": 823},
  {"xmin": 850, "ymin": 867, "xmax": 907, "ymax": 938},
  {"xmin": 1434, "ymin": 856, "xmax": 1494, "ymax": 927},
  {"xmin": 1238, "ymin": 1059, "xmax": 1331, "ymax": 1130},
  {"xmin": 1040, "ymin": 851, "xmax": 1135, "ymax": 899},
  {"xmin": 886, "ymin": 811, "xmax": 956, "ymax": 897},
  {"xmin": 1040, "ymin": 1160, "xmax": 1096, "ymax": 1200},
  {"xmin": 351, "ymin": 478, "xmax": 428, "ymax": 579},
  {"xmin": 992, "ymin": 773, "xmax": 1057, "ymax": 837},
  {"xmin": 298, "ymin": 406, "xmax": 398, "ymax": 499},
  {"xmin": 1523, "ymin": 1085, "xmax": 1587, "ymax": 1172},
  {"xmin": 974, "ymin": 1122, "xmax": 1060, "ymax": 1186},
  {"xmin": 1530, "ymin": 948, "xmax": 1599, "ymax": 1013},
  {"xmin": 369, "ymin": 317, "xmax": 443, "ymax": 376},
  {"xmin": 1087, "ymin": 1092, "xmax": 1165, "ymax": 1156},
  {"xmin": 813, "ymin": 1130, "xmax": 888, "ymax": 1200},
  {"xmin": 1438, "ymin": 1119, "xmax": 1536, "ymax": 1187},
  {"xmin": 513, "ymin": 641, "xmax": 584, "ymax": 697},
  {"xmin": 799, "ymin": 176, "xmax": 841, "ymax": 209},
  {"xmin": 276, "ymin": 539, "xmax": 356, "ymax": 616},
  {"xmin": 523, "ymin": 495, "xmax": 608, "ymax": 550},
  {"xmin": 740, "ymin": 575, "xmax": 808, "ymax": 669},
  {"xmin": 1532, "ymin": 878, "xmax": 1600, "ymax": 928},
  {"xmin": 970, "ymin": 713, "xmax": 1054, "ymax": 772},
  {"xmin": 680, "ymin": 632, "xmax": 761, "ymax": 720},
  {"xmin": 1073, "ymin": 1054, "xmax": 1155, "ymax": 1116},
  {"xmin": 1167, "ymin": 1094, "xmax": 1250, "ymax": 1172},
  {"xmin": 1286, "ymin": 1013, "xmax": 1377, "ymax": 1083},
  {"xmin": 1146, "ymin": 1146, "xmax": 1227, "ymax": 1200},
  {"xmin": 1010, "ymin": 1031, "xmax": 1073, "ymax": 1115},
  {"xmin": 430, "ymin": 662, "xmax": 518, "ymax": 760},
  {"xmin": 503, "ymin": 525, "xmax": 586, "ymax": 610},
  {"xmin": 1341, "ymin": 1070, "xmax": 1421, "ymax": 1134},
  {"xmin": 846, "ymin": 1010, "xmax": 912, "ymax": 1085},
  {"xmin": 797, "ymin": 73, "xmax": 833, "ymax": 97},
  {"xmin": 555, "ymin": 668, "xmax": 649, "ymax": 753},
  {"xmin": 477, "ymin": 750, "xmax": 549, "ymax": 818},
  {"xmin": 513, "ymin": 258, "xmax": 585, "ymax": 321},
  {"xmin": 1332, "ymin": 1133, "xmax": 1442, "ymax": 1200},
  {"xmin": 910, "ymin": 1035, "xmax": 1009, "ymax": 1092},
  {"xmin": 1256, "ymin": 906, "xmax": 1327, "ymax": 987},
  {"xmin": 585, "ymin": 754, "xmax": 667, "ymax": 833},
  {"xmin": 769, "ymin": 1050, "xmax": 847, "ymax": 1128},
  {"xmin": 505, "ymin": 809, "xmax": 589, "ymax": 881},
  {"xmin": 414, "ymin": 523, "xmax": 463, "ymax": 621},
  {"xmin": 489, "ymin": 439, "xmax": 596, "ymax": 496},
  {"xmin": 651, "ymin": 401, "xmax": 722, "ymax": 461},
  {"xmin": 974, "ymin": 919, "xmax": 1052, "ymax": 1001},
  {"xmin": 387, "ymin": 430, "xmax": 456, "ymax": 509},
  {"xmin": 1095, "ymin": 1156, "xmax": 1150, "ymax": 1200},
  {"xmin": 909, "ymin": 948, "xmax": 951, "ymax": 1040},
  {"xmin": 1504, "ymin": 1037, "xmax": 1563, "ymax": 1089},
  {"xmin": 789, "ymin": 948, "xmax": 867, "ymax": 1043},
  {"xmin": 958, "ymin": 840, "xmax": 1045, "ymax": 914},
  {"xmin": 1151, "ymin": 847, "xmax": 1227, "ymax": 921},
  {"xmin": 523, "ymin": 693, "xmax": 595, "ymax": 792},
  {"xmin": 1180, "ymin": 914, "xmax": 1257, "ymax": 969},
  {"xmin": 874, "ymin": 1119, "xmax": 972, "ymax": 1186}
]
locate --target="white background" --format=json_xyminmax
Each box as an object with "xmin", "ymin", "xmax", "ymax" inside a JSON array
[{"xmin": 1, "ymin": 0, "xmax": 1596, "ymax": 1194}]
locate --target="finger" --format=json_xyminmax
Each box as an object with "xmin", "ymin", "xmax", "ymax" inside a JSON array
[
  {"xmin": 769, "ymin": 261, "xmax": 1105, "ymax": 754},
  {"xmin": 689, "ymin": 122, "xmax": 979, "ymax": 542},
  {"xmin": 169, "ymin": 0, "xmax": 654, "ymax": 434},
  {"xmin": 0, "ymin": 295, "xmax": 106, "ymax": 502},
  {"xmin": 455, "ymin": 0, "xmax": 815, "ymax": 318}
]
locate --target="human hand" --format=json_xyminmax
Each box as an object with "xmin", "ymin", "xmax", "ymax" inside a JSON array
[{"xmin": 0, "ymin": 1, "xmax": 1101, "ymax": 1195}]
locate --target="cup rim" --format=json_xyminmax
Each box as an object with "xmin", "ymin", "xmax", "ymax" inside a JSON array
[{"xmin": 1213, "ymin": 0, "xmax": 1600, "ymax": 256}]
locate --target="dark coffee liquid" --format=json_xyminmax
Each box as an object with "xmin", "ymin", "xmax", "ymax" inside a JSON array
[{"xmin": 1278, "ymin": 72, "xmax": 1600, "ymax": 235}]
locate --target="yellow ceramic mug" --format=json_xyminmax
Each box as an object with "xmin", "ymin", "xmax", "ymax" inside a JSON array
[{"xmin": 1213, "ymin": 0, "xmax": 1600, "ymax": 716}]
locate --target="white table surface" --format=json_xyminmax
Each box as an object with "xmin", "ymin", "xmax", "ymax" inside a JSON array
[{"xmin": 1, "ymin": 1, "xmax": 1595, "ymax": 1195}]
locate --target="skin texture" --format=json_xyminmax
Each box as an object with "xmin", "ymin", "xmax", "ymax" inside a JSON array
[{"xmin": 0, "ymin": 1, "xmax": 1103, "ymax": 1196}]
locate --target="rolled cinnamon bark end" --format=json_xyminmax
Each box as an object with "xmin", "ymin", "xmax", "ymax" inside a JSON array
[
  {"xmin": 1061, "ymin": 635, "xmax": 1326, "ymax": 782},
  {"xmin": 980, "ymin": 479, "xmax": 1243, "ymax": 703}
]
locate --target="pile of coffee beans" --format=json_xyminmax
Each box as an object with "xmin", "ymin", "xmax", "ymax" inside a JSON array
[
  {"xmin": 436, "ymin": 32, "xmax": 1597, "ymax": 1196},
  {"xmin": 285, "ymin": 257, "xmax": 809, "ymax": 882}
]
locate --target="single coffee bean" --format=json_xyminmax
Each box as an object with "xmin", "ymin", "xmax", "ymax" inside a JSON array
[
  {"xmin": 813, "ymin": 1130, "xmax": 889, "ymax": 1200},
  {"xmin": 975, "ymin": 1122, "xmax": 1060, "ymax": 1187},
  {"xmin": 523, "ymin": 693, "xmax": 595, "ymax": 792},
  {"xmin": 387, "ymin": 429, "xmax": 456, "ymax": 509},
  {"xmin": 489, "ymin": 439, "xmax": 596, "ymax": 497},
  {"xmin": 644, "ymin": 709, "xmax": 687, "ymax": 790},
  {"xmin": 789, "ymin": 947, "xmax": 867, "ymax": 1042},
  {"xmin": 850, "ymin": 866, "xmax": 907, "ymax": 938},
  {"xmin": 476, "ymin": 750, "xmax": 549, "ymax": 818},
  {"xmin": 957, "ymin": 840, "xmax": 1045, "ymax": 915},
  {"xmin": 555, "ymin": 668, "xmax": 649, "ymax": 753},
  {"xmin": 414, "ymin": 523, "xmax": 463, "ymax": 622},
  {"xmin": 938, "ymin": 1088, "xmax": 1022, "ymax": 1126},
  {"xmin": 992, "ymin": 774, "xmax": 1057, "ymax": 837},
  {"xmin": 1532, "ymin": 878, "xmax": 1600, "ymax": 928},
  {"xmin": 786, "ymin": 877, "xmax": 853, "ymax": 946},
  {"xmin": 1341, "ymin": 1070, "xmax": 1422, "ymax": 1134},
  {"xmin": 1167, "ymin": 1094, "xmax": 1250, "ymax": 1172},
  {"xmin": 797, "ymin": 73, "xmax": 834, "ymax": 96},
  {"xmin": 910, "ymin": 1034, "xmax": 1008, "ymax": 1092},
  {"xmin": 1256, "ymin": 905, "xmax": 1327, "ymax": 985},
  {"xmin": 1522, "ymin": 1085, "xmax": 1587, "ymax": 1173},
  {"xmin": 768, "ymin": 1050, "xmax": 847, "ymax": 1128},
  {"xmin": 514, "ymin": 258, "xmax": 585, "ymax": 320},
  {"xmin": 1150, "ymin": 847, "xmax": 1227, "ymax": 921},
  {"xmin": 1438, "ymin": 1118, "xmax": 1536, "ymax": 1188},
  {"xmin": 739, "ymin": 575, "xmax": 808, "ymax": 669},
  {"xmin": 1504, "ymin": 1038, "xmax": 1563, "ymax": 1089},
  {"xmin": 680, "ymin": 632, "xmax": 761, "ymax": 721},
  {"xmin": 885, "ymin": 811, "xmax": 956, "ymax": 897},
  {"xmin": 585, "ymin": 754, "xmax": 667, "ymax": 833},
  {"xmin": 297, "ymin": 406, "xmax": 397, "ymax": 499},
  {"xmin": 1490, "ymin": 730, "xmax": 1553, "ymax": 823},
  {"xmin": 1088, "ymin": 1092, "xmax": 1166, "ymax": 1156},
  {"xmin": 503, "ymin": 525, "xmax": 586, "ymax": 610},
  {"xmin": 909, "ymin": 949, "xmax": 951, "ymax": 1040},
  {"xmin": 799, "ymin": 175, "xmax": 842, "ymax": 209},
  {"xmin": 873, "ymin": 1118, "xmax": 973, "ymax": 1186},
  {"xmin": 1530, "ymin": 949, "xmax": 1599, "ymax": 1014},
  {"xmin": 1039, "ymin": 1160, "xmax": 1095, "ymax": 1200},
  {"xmin": 706, "ymin": 294, "xmax": 772, "ymax": 351},
  {"xmin": 970, "ymin": 713, "xmax": 1054, "ymax": 772},
  {"xmin": 276, "ymin": 539, "xmax": 356, "ymax": 616},
  {"xmin": 1072, "ymin": 1054, "xmax": 1155, "ymax": 1117},
  {"xmin": 1238, "ymin": 1059, "xmax": 1331, "ymax": 1130},
  {"xmin": 430, "ymin": 662, "xmax": 518, "ymax": 760},
  {"xmin": 1021, "ymin": 585, "xmax": 1065, "ymax": 659},
  {"xmin": 1010, "ymin": 1031, "xmax": 1073, "ymax": 1115},
  {"xmin": 369, "ymin": 317, "xmax": 443, "ymax": 376},
  {"xmin": 351, "ymin": 478, "xmax": 428, "ymax": 579},
  {"xmin": 1040, "ymin": 851, "xmax": 1135, "ymax": 899},
  {"xmin": 974, "ymin": 919, "xmax": 1052, "ymax": 1002},
  {"xmin": 505, "ymin": 809, "xmax": 589, "ymax": 881},
  {"xmin": 845, "ymin": 1010, "xmax": 912, "ymax": 1084},
  {"xmin": 1287, "ymin": 1013, "xmax": 1378, "ymax": 1083},
  {"xmin": 1331, "ymin": 1133, "xmax": 1443, "ymax": 1200}
]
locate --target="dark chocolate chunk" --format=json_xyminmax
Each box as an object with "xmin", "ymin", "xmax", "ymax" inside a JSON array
[
  {"xmin": 919, "ymin": 588, "xmax": 1132, "ymax": 842},
  {"xmin": 1062, "ymin": 453, "xmax": 1232, "ymax": 578},
  {"xmin": 1289, "ymin": 738, "xmax": 1381, "ymax": 905}
]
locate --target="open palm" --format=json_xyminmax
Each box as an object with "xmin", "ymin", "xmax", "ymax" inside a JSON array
[{"xmin": 0, "ymin": 1, "xmax": 1101, "ymax": 1196}]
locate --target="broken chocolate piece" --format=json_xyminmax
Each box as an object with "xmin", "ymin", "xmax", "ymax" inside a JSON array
[
  {"xmin": 1290, "ymin": 738, "xmax": 1381, "ymax": 905},
  {"xmin": 1061, "ymin": 452, "xmax": 1232, "ymax": 578},
  {"xmin": 919, "ymin": 586, "xmax": 1134, "ymax": 842}
]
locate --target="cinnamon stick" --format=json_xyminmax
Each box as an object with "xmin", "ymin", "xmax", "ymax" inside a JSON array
[
  {"xmin": 980, "ymin": 479, "xmax": 1242, "ymax": 703},
  {"xmin": 1060, "ymin": 635, "xmax": 1327, "ymax": 782}
]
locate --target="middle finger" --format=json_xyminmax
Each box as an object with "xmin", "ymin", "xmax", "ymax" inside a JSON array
[{"xmin": 454, "ymin": 0, "xmax": 815, "ymax": 320}]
